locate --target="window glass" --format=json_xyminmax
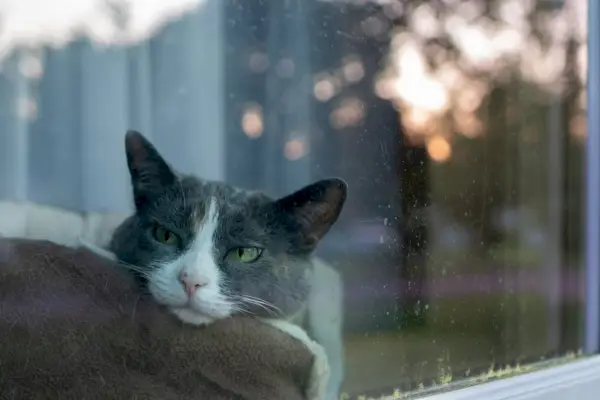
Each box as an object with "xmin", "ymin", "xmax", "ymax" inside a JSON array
[{"xmin": 0, "ymin": 0, "xmax": 588, "ymax": 398}]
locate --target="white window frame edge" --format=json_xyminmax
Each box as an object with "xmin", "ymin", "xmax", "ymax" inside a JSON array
[
  {"xmin": 422, "ymin": 0, "xmax": 600, "ymax": 398},
  {"xmin": 422, "ymin": 356, "xmax": 600, "ymax": 400}
]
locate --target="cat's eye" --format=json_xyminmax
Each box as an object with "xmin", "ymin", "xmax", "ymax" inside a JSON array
[
  {"xmin": 153, "ymin": 226, "xmax": 179, "ymax": 246},
  {"xmin": 231, "ymin": 247, "xmax": 263, "ymax": 263}
]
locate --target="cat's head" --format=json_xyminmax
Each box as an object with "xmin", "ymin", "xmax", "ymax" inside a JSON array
[{"xmin": 110, "ymin": 130, "xmax": 347, "ymax": 326}]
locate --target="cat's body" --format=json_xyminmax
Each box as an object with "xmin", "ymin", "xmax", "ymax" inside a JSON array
[
  {"xmin": 109, "ymin": 131, "xmax": 347, "ymax": 399},
  {"xmin": 291, "ymin": 257, "xmax": 345, "ymax": 400}
]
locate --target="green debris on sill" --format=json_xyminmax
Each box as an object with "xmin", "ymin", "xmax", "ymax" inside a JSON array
[{"xmin": 340, "ymin": 350, "xmax": 586, "ymax": 400}]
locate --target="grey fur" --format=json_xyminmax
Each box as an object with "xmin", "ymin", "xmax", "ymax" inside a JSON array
[{"xmin": 109, "ymin": 130, "xmax": 347, "ymax": 320}]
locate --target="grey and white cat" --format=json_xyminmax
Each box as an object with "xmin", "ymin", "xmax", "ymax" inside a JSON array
[{"xmin": 109, "ymin": 131, "xmax": 347, "ymax": 398}]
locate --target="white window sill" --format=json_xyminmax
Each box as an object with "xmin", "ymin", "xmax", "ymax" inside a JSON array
[{"xmin": 423, "ymin": 355, "xmax": 600, "ymax": 400}]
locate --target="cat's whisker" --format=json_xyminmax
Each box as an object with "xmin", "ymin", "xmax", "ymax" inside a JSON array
[
  {"xmin": 241, "ymin": 294, "xmax": 280, "ymax": 311},
  {"xmin": 233, "ymin": 294, "xmax": 282, "ymax": 316},
  {"xmin": 242, "ymin": 290, "xmax": 282, "ymax": 314},
  {"xmin": 229, "ymin": 303, "xmax": 252, "ymax": 315},
  {"xmin": 229, "ymin": 301, "xmax": 258, "ymax": 317}
]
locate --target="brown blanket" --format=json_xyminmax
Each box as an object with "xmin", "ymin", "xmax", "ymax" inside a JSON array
[{"xmin": 0, "ymin": 238, "xmax": 315, "ymax": 399}]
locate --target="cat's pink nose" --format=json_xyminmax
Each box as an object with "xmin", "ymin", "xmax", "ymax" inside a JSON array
[{"xmin": 179, "ymin": 270, "xmax": 208, "ymax": 297}]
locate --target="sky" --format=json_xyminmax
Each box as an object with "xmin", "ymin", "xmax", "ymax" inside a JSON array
[{"xmin": 0, "ymin": 0, "xmax": 204, "ymax": 59}]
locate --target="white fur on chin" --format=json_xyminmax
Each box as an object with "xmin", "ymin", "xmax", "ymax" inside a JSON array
[{"xmin": 171, "ymin": 308, "xmax": 217, "ymax": 325}]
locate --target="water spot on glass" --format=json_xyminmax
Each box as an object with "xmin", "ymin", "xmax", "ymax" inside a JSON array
[
  {"xmin": 276, "ymin": 58, "xmax": 295, "ymax": 78},
  {"xmin": 248, "ymin": 52, "xmax": 269, "ymax": 73}
]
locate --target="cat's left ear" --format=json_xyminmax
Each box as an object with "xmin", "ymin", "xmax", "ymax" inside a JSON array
[
  {"xmin": 124, "ymin": 130, "xmax": 178, "ymax": 209},
  {"xmin": 274, "ymin": 178, "xmax": 347, "ymax": 252}
]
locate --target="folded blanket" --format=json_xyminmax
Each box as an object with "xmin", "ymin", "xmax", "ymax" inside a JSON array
[{"xmin": 0, "ymin": 238, "xmax": 321, "ymax": 399}]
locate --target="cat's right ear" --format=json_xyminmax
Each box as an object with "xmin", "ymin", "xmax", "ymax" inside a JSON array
[
  {"xmin": 273, "ymin": 178, "xmax": 347, "ymax": 253},
  {"xmin": 124, "ymin": 130, "xmax": 178, "ymax": 209}
]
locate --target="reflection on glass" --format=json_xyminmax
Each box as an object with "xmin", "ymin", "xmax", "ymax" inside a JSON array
[
  {"xmin": 335, "ymin": 0, "xmax": 587, "ymax": 396},
  {"xmin": 0, "ymin": 0, "xmax": 588, "ymax": 399}
]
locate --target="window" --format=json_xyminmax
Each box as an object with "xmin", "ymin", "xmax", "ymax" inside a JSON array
[{"xmin": 0, "ymin": 0, "xmax": 598, "ymax": 399}]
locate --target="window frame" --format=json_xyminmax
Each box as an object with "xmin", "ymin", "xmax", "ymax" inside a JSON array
[
  {"xmin": 422, "ymin": 0, "xmax": 600, "ymax": 398},
  {"xmin": 423, "ymin": 357, "xmax": 600, "ymax": 400}
]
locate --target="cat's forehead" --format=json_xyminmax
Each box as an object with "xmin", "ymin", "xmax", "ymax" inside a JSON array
[{"xmin": 156, "ymin": 176, "xmax": 273, "ymax": 224}]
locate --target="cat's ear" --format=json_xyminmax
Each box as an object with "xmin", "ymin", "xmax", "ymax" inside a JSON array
[
  {"xmin": 274, "ymin": 178, "xmax": 347, "ymax": 252},
  {"xmin": 124, "ymin": 130, "xmax": 178, "ymax": 209}
]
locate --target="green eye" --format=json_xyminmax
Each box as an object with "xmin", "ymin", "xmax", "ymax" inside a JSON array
[
  {"xmin": 153, "ymin": 226, "xmax": 179, "ymax": 245},
  {"xmin": 231, "ymin": 247, "xmax": 263, "ymax": 263}
]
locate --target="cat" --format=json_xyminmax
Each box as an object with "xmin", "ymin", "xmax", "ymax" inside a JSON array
[{"xmin": 109, "ymin": 130, "xmax": 347, "ymax": 399}]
